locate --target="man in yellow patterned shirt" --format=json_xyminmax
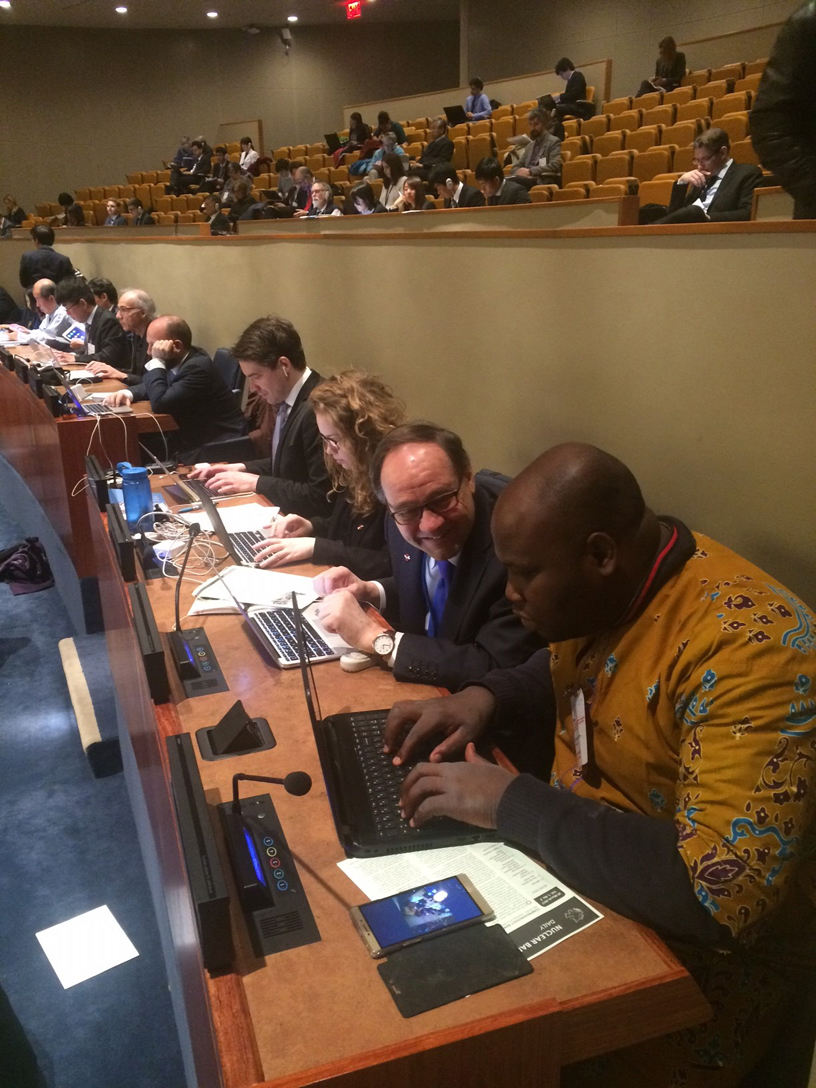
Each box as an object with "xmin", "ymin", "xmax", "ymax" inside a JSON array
[{"xmin": 387, "ymin": 442, "xmax": 816, "ymax": 1087}]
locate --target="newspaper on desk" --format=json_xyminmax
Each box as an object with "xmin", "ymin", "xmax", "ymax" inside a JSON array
[
  {"xmin": 339, "ymin": 841, "xmax": 602, "ymax": 960},
  {"xmin": 189, "ymin": 563, "xmax": 317, "ymax": 616}
]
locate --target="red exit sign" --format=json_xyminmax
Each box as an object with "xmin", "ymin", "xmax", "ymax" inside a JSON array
[{"xmin": 346, "ymin": 1, "xmax": 361, "ymax": 17}]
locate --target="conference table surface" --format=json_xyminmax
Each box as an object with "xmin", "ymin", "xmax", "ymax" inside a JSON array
[{"xmin": 128, "ymin": 485, "xmax": 710, "ymax": 1088}]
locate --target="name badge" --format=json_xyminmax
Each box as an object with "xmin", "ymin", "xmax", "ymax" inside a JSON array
[{"xmin": 570, "ymin": 689, "xmax": 589, "ymax": 767}]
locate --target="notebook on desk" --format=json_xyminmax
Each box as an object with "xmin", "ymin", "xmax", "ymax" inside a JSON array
[{"xmin": 291, "ymin": 595, "xmax": 498, "ymax": 857}]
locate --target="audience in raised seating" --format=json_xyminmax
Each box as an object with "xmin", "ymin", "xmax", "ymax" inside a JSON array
[
  {"xmin": 465, "ymin": 77, "xmax": 492, "ymax": 120},
  {"xmin": 475, "ymin": 158, "xmax": 532, "ymax": 205},
  {"xmin": 28, "ymin": 279, "xmax": 77, "ymax": 346},
  {"xmin": 274, "ymin": 158, "xmax": 295, "ymax": 198},
  {"xmin": 643, "ymin": 127, "xmax": 763, "ymax": 223},
  {"xmin": 333, "ymin": 112, "xmax": 372, "ymax": 166},
  {"xmin": 351, "ymin": 131, "xmax": 404, "ymax": 177},
  {"xmin": 302, "ymin": 180, "xmax": 343, "ymax": 218},
  {"xmin": 636, "ymin": 36, "xmax": 686, "ymax": 96},
  {"xmin": 509, "ymin": 108, "xmax": 563, "ymax": 189},
  {"xmin": 50, "ymin": 192, "xmax": 74, "ymax": 227},
  {"xmin": 373, "ymin": 111, "xmax": 406, "ymax": 147},
  {"xmin": 544, "ymin": 58, "xmax": 588, "ymax": 120},
  {"xmin": 88, "ymin": 277, "xmax": 118, "ymax": 310},
  {"xmin": 203, "ymin": 145, "xmax": 230, "ymax": 193},
  {"xmin": 349, "ymin": 181, "xmax": 387, "ymax": 215},
  {"xmin": 751, "ymin": 2, "xmax": 816, "ymax": 221},
  {"xmin": 127, "ymin": 197, "xmax": 155, "ymax": 226},
  {"xmin": 408, "ymin": 117, "xmax": 454, "ymax": 180},
  {"xmin": 19, "ymin": 226, "xmax": 75, "ymax": 290},
  {"xmin": 190, "ymin": 315, "xmax": 331, "ymax": 517},
  {"xmin": 394, "ymin": 176, "xmax": 435, "ymax": 211},
  {"xmin": 86, "ymin": 288, "xmax": 156, "ymax": 383},
  {"xmin": 103, "ymin": 199, "xmax": 127, "ymax": 226},
  {"xmin": 200, "ymin": 192, "xmax": 233, "ymax": 235},
  {"xmin": 170, "ymin": 139, "xmax": 211, "ymax": 195},
  {"xmin": 104, "ymin": 314, "xmax": 246, "ymax": 462},
  {"xmin": 379, "ymin": 153, "xmax": 408, "ymax": 209},
  {"xmin": 429, "ymin": 163, "xmax": 486, "ymax": 208},
  {"xmin": 286, "ymin": 165, "xmax": 315, "ymax": 214},
  {"xmin": 64, "ymin": 203, "xmax": 86, "ymax": 227},
  {"xmin": 239, "ymin": 136, "xmax": 259, "ymax": 174},
  {"xmin": 252, "ymin": 370, "xmax": 405, "ymax": 579},
  {"xmin": 171, "ymin": 136, "xmax": 194, "ymax": 171},
  {"xmin": 387, "ymin": 440, "xmax": 816, "ymax": 1088},
  {"xmin": 313, "ymin": 422, "xmax": 542, "ymax": 689},
  {"xmin": 228, "ymin": 177, "xmax": 256, "ymax": 222},
  {"xmin": 219, "ymin": 161, "xmax": 245, "ymax": 205},
  {"xmin": 1, "ymin": 195, "xmax": 26, "ymax": 234},
  {"xmin": 53, "ymin": 277, "xmax": 128, "ymax": 370}
]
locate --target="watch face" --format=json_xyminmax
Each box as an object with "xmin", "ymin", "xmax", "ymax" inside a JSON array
[{"xmin": 373, "ymin": 633, "xmax": 394, "ymax": 656}]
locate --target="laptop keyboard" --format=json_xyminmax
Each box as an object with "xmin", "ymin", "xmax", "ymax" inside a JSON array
[
  {"xmin": 230, "ymin": 529, "xmax": 265, "ymax": 565},
  {"xmin": 83, "ymin": 403, "xmax": 116, "ymax": 415},
  {"xmin": 253, "ymin": 607, "xmax": 334, "ymax": 663},
  {"xmin": 350, "ymin": 714, "xmax": 418, "ymax": 838}
]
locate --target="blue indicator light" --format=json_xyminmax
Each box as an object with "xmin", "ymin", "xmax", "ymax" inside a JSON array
[{"xmin": 243, "ymin": 827, "xmax": 267, "ymax": 886}]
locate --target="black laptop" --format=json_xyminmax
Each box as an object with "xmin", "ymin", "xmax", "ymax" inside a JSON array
[
  {"xmin": 291, "ymin": 594, "xmax": 497, "ymax": 857},
  {"xmin": 324, "ymin": 132, "xmax": 343, "ymax": 154},
  {"xmin": 443, "ymin": 105, "xmax": 469, "ymax": 126},
  {"xmin": 188, "ymin": 485, "xmax": 268, "ymax": 567}
]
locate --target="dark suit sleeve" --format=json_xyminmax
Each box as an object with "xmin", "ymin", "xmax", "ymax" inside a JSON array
[
  {"xmin": 18, "ymin": 254, "xmax": 30, "ymax": 289},
  {"xmin": 667, "ymin": 180, "xmax": 691, "ymax": 214},
  {"xmin": 77, "ymin": 317, "xmax": 129, "ymax": 369},
  {"xmin": 563, "ymin": 72, "xmax": 587, "ymax": 103},
  {"xmin": 139, "ymin": 359, "xmax": 213, "ymax": 414},
  {"xmin": 707, "ymin": 166, "xmax": 763, "ymax": 221},
  {"xmin": 464, "ymin": 188, "xmax": 486, "ymax": 207},
  {"xmin": 246, "ymin": 406, "xmax": 331, "ymax": 519}
]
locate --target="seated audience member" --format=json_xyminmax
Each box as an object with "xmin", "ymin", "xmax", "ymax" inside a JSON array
[
  {"xmin": 314, "ymin": 422, "xmax": 542, "ymax": 689},
  {"xmin": 220, "ymin": 161, "xmax": 244, "ymax": 204},
  {"xmin": 284, "ymin": 166, "xmax": 315, "ymax": 214},
  {"xmin": 203, "ymin": 145, "xmax": 230, "ymax": 193},
  {"xmin": 751, "ymin": 4, "xmax": 816, "ymax": 220},
  {"xmin": 127, "ymin": 197, "xmax": 155, "ymax": 226},
  {"xmin": 349, "ymin": 181, "xmax": 387, "ymax": 215},
  {"xmin": 351, "ymin": 132, "xmax": 403, "ymax": 177},
  {"xmin": 171, "ymin": 136, "xmax": 194, "ymax": 171},
  {"xmin": 190, "ymin": 315, "xmax": 331, "ymax": 517},
  {"xmin": 195, "ymin": 135, "xmax": 214, "ymax": 158},
  {"xmin": 19, "ymin": 226, "xmax": 75, "ymax": 289},
  {"xmin": 637, "ymin": 36, "xmax": 686, "ymax": 96},
  {"xmin": 50, "ymin": 192, "xmax": 74, "ymax": 227},
  {"xmin": 228, "ymin": 177, "xmax": 256, "ymax": 222},
  {"xmin": 429, "ymin": 163, "xmax": 486, "ymax": 208},
  {"xmin": 104, "ymin": 315, "xmax": 245, "ymax": 463},
  {"xmin": 408, "ymin": 117, "xmax": 455, "ymax": 180},
  {"xmin": 274, "ymin": 158, "xmax": 295, "ymax": 198},
  {"xmin": 86, "ymin": 288, "xmax": 156, "ymax": 383},
  {"xmin": 87, "ymin": 277, "xmax": 118, "ymax": 311},
  {"xmin": 28, "ymin": 279, "xmax": 76, "ymax": 345},
  {"xmin": 103, "ymin": 199, "xmax": 126, "ymax": 226},
  {"xmin": 644, "ymin": 127, "xmax": 763, "ymax": 223},
  {"xmin": 546, "ymin": 58, "xmax": 587, "ymax": 120},
  {"xmin": 394, "ymin": 176, "xmax": 436, "ymax": 211},
  {"xmin": 171, "ymin": 139, "xmax": 211, "ymax": 195},
  {"xmin": 333, "ymin": 112, "xmax": 372, "ymax": 166},
  {"xmin": 200, "ymin": 192, "xmax": 233, "ymax": 235},
  {"xmin": 1, "ymin": 195, "xmax": 26, "ymax": 233},
  {"xmin": 373, "ymin": 111, "xmax": 406, "ymax": 147},
  {"xmin": 300, "ymin": 180, "xmax": 342, "ymax": 218},
  {"xmin": 474, "ymin": 158, "xmax": 532, "ymax": 205},
  {"xmin": 465, "ymin": 77, "xmax": 492, "ymax": 120},
  {"xmin": 387, "ymin": 441, "xmax": 816, "ymax": 1088},
  {"xmin": 379, "ymin": 153, "xmax": 408, "ymax": 209},
  {"xmin": 239, "ymin": 136, "xmax": 259, "ymax": 174},
  {"xmin": 52, "ymin": 277, "xmax": 129, "ymax": 370},
  {"xmin": 509, "ymin": 108, "xmax": 563, "ymax": 188},
  {"xmin": 64, "ymin": 203, "xmax": 87, "ymax": 227},
  {"xmin": 253, "ymin": 371, "xmax": 405, "ymax": 579}
]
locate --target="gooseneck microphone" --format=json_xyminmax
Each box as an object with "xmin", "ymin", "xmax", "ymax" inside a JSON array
[
  {"xmin": 168, "ymin": 522, "xmax": 201, "ymax": 680},
  {"xmin": 231, "ymin": 771, "xmax": 312, "ymax": 812}
]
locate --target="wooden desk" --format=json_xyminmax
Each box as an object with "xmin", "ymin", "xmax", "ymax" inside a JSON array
[{"xmin": 88, "ymin": 483, "xmax": 710, "ymax": 1088}]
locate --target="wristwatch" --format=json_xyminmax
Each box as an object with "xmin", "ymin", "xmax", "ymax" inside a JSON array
[{"xmin": 372, "ymin": 630, "xmax": 396, "ymax": 658}]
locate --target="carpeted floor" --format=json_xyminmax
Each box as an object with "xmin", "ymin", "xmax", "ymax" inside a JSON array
[{"xmin": 0, "ymin": 502, "xmax": 185, "ymax": 1088}]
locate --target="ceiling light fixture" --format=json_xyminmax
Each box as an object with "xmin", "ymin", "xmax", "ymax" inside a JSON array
[
  {"xmin": 287, "ymin": 14, "xmax": 298, "ymax": 22},
  {"xmin": 115, "ymin": 5, "xmax": 127, "ymax": 12},
  {"xmin": 0, "ymin": 2, "xmax": 12, "ymax": 9},
  {"xmin": 206, "ymin": 10, "xmax": 218, "ymax": 17}
]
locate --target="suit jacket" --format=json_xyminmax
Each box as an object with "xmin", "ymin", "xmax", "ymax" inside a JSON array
[
  {"xmin": 75, "ymin": 306, "xmax": 129, "ymax": 369},
  {"xmin": 19, "ymin": 246, "xmax": 74, "ymax": 290},
  {"xmin": 189, "ymin": 154, "xmax": 212, "ymax": 178},
  {"xmin": 124, "ymin": 333, "xmax": 149, "ymax": 386},
  {"xmin": 104, "ymin": 214, "xmax": 127, "ymax": 226},
  {"xmin": 381, "ymin": 473, "xmax": 543, "ymax": 690},
  {"xmin": 561, "ymin": 70, "xmax": 587, "ymax": 104},
  {"xmin": 667, "ymin": 162, "xmax": 764, "ymax": 222},
  {"xmin": 419, "ymin": 136, "xmax": 455, "ymax": 168},
  {"xmin": 244, "ymin": 370, "xmax": 332, "ymax": 519},
  {"xmin": 489, "ymin": 180, "xmax": 533, "ymax": 205},
  {"xmin": 444, "ymin": 184, "xmax": 485, "ymax": 209},
  {"xmin": 513, "ymin": 132, "xmax": 562, "ymax": 182},
  {"xmin": 132, "ymin": 210, "xmax": 155, "ymax": 226},
  {"xmin": 208, "ymin": 161, "xmax": 230, "ymax": 188},
  {"xmin": 208, "ymin": 211, "xmax": 233, "ymax": 235},
  {"xmin": 311, "ymin": 493, "xmax": 390, "ymax": 580},
  {"xmin": 130, "ymin": 347, "xmax": 246, "ymax": 463}
]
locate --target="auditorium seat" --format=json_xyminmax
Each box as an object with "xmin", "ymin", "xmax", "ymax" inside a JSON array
[
  {"xmin": 120, "ymin": 185, "xmax": 135, "ymax": 199},
  {"xmin": 228, "ymin": 153, "xmax": 240, "ymax": 162},
  {"xmin": 736, "ymin": 73, "xmax": 762, "ymax": 94},
  {"xmin": 452, "ymin": 138, "xmax": 468, "ymax": 170},
  {"xmin": 562, "ymin": 135, "xmax": 593, "ymax": 158},
  {"xmin": 150, "ymin": 184, "xmax": 166, "ymax": 203},
  {"xmin": 635, "ymin": 92, "xmax": 663, "ymax": 112},
  {"xmin": 154, "ymin": 196, "xmax": 172, "ymax": 213},
  {"xmin": 226, "ymin": 142, "xmax": 241, "ymax": 155},
  {"xmin": 492, "ymin": 116, "xmax": 516, "ymax": 152},
  {"xmin": 142, "ymin": 171, "xmax": 158, "ymax": 184},
  {"xmin": 83, "ymin": 211, "xmax": 94, "ymax": 225},
  {"xmin": 643, "ymin": 104, "xmax": 676, "ymax": 127},
  {"xmin": 177, "ymin": 212, "xmax": 194, "ymax": 224},
  {"xmin": 306, "ymin": 142, "xmax": 325, "ymax": 157},
  {"xmin": 514, "ymin": 100, "xmax": 537, "ymax": 117},
  {"xmin": 677, "ymin": 98, "xmax": 712, "ymax": 122},
  {"xmin": 638, "ymin": 177, "xmax": 676, "ymax": 207},
  {"xmin": 673, "ymin": 146, "xmax": 695, "ymax": 172},
  {"xmin": 581, "ymin": 115, "xmax": 609, "ymax": 139},
  {"xmin": 35, "ymin": 203, "xmax": 50, "ymax": 217},
  {"xmin": 467, "ymin": 134, "xmax": 493, "ymax": 168},
  {"xmin": 744, "ymin": 58, "xmax": 768, "ymax": 76},
  {"xmin": 273, "ymin": 146, "xmax": 290, "ymax": 159},
  {"xmin": 329, "ymin": 167, "xmax": 349, "ymax": 183},
  {"xmin": 449, "ymin": 123, "xmax": 469, "ymax": 140},
  {"xmin": 155, "ymin": 213, "xmax": 175, "ymax": 225},
  {"xmin": 683, "ymin": 69, "xmax": 712, "ymax": 87},
  {"xmin": 562, "ymin": 120, "xmax": 580, "ymax": 138},
  {"xmin": 158, "ymin": 170, "xmax": 172, "ymax": 184},
  {"xmin": 626, "ymin": 126, "xmax": 662, "ymax": 153},
  {"xmin": 594, "ymin": 181, "xmax": 637, "ymax": 198},
  {"xmin": 89, "ymin": 187, "xmax": 105, "ymax": 201},
  {"xmin": 699, "ymin": 79, "xmax": 734, "ymax": 100},
  {"xmin": 663, "ymin": 86, "xmax": 696, "ymax": 106},
  {"xmin": 404, "ymin": 143, "xmax": 423, "ymax": 159},
  {"xmin": 592, "ymin": 131, "xmax": 625, "ymax": 156},
  {"xmin": 492, "ymin": 105, "xmax": 513, "ymax": 121},
  {"xmin": 92, "ymin": 203, "xmax": 107, "ymax": 225},
  {"xmin": 632, "ymin": 147, "xmax": 674, "ymax": 183},
  {"xmin": 732, "ymin": 139, "xmax": 760, "ymax": 165},
  {"xmin": 345, "ymin": 151, "xmax": 360, "ymax": 165},
  {"xmin": 710, "ymin": 63, "xmax": 744, "ymax": 82},
  {"xmin": 716, "ymin": 115, "xmax": 750, "ymax": 143},
  {"xmin": 662, "ymin": 120, "xmax": 703, "ymax": 147},
  {"xmin": 104, "ymin": 186, "xmax": 121, "ymax": 198},
  {"xmin": 255, "ymin": 173, "xmax": 271, "ymax": 189},
  {"xmin": 562, "ymin": 154, "xmax": 599, "ymax": 185},
  {"xmin": 528, "ymin": 186, "xmax": 554, "ymax": 202},
  {"xmin": 306, "ymin": 155, "xmax": 325, "ymax": 172},
  {"xmin": 712, "ymin": 92, "xmax": 751, "ymax": 119},
  {"xmin": 596, "ymin": 150, "xmax": 635, "ymax": 183},
  {"xmin": 315, "ymin": 168, "xmax": 330, "ymax": 182},
  {"xmin": 410, "ymin": 115, "xmax": 431, "ymax": 127},
  {"xmin": 171, "ymin": 196, "xmax": 187, "ymax": 213},
  {"xmin": 126, "ymin": 173, "xmax": 142, "ymax": 186},
  {"xmin": 75, "ymin": 188, "xmax": 90, "ymax": 201},
  {"xmin": 469, "ymin": 120, "xmax": 491, "ymax": 137},
  {"xmin": 184, "ymin": 195, "xmax": 200, "ymax": 210},
  {"xmin": 552, "ymin": 186, "xmax": 588, "ymax": 201},
  {"xmin": 610, "ymin": 110, "xmax": 643, "ymax": 134},
  {"xmin": 604, "ymin": 97, "xmax": 632, "ymax": 116},
  {"xmin": 290, "ymin": 144, "xmax": 307, "ymax": 158},
  {"xmin": 134, "ymin": 185, "xmax": 152, "ymax": 207}
]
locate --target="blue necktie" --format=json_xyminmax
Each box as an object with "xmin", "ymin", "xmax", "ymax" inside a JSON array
[
  {"xmin": 270, "ymin": 401, "xmax": 290, "ymax": 465},
  {"xmin": 427, "ymin": 559, "xmax": 454, "ymax": 638}
]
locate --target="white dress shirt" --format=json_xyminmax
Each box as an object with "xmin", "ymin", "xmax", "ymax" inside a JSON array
[{"xmin": 690, "ymin": 157, "xmax": 734, "ymax": 214}]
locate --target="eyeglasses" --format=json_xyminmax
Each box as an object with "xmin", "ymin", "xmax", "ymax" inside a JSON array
[
  {"xmin": 390, "ymin": 481, "xmax": 463, "ymax": 525},
  {"xmin": 320, "ymin": 433, "xmax": 342, "ymax": 451},
  {"xmin": 116, "ymin": 305, "xmax": 141, "ymax": 313}
]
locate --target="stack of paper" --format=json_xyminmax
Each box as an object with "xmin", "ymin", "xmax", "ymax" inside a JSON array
[{"xmin": 189, "ymin": 564, "xmax": 317, "ymax": 616}]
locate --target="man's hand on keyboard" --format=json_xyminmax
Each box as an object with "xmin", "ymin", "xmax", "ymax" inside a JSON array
[
  {"xmin": 205, "ymin": 469, "xmax": 259, "ymax": 495},
  {"xmin": 103, "ymin": 390, "xmax": 133, "ymax": 407},
  {"xmin": 312, "ymin": 565, "xmax": 379, "ymax": 604},
  {"xmin": 253, "ymin": 536, "xmax": 315, "ymax": 568},
  {"xmin": 383, "ymin": 687, "xmax": 496, "ymax": 766},
  {"xmin": 87, "ymin": 361, "xmax": 127, "ymax": 380},
  {"xmin": 399, "ymin": 743, "xmax": 513, "ymax": 829},
  {"xmin": 188, "ymin": 461, "xmax": 237, "ymax": 482},
  {"xmin": 315, "ymin": 589, "xmax": 381, "ymax": 654}
]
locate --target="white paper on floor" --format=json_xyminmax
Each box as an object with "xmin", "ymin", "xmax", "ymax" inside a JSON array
[{"xmin": 35, "ymin": 905, "xmax": 139, "ymax": 989}]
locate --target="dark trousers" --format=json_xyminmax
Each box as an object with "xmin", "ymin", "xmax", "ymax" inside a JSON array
[{"xmin": 639, "ymin": 203, "xmax": 709, "ymax": 225}]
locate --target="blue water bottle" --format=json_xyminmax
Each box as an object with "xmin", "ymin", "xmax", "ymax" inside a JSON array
[{"xmin": 117, "ymin": 462, "xmax": 152, "ymax": 531}]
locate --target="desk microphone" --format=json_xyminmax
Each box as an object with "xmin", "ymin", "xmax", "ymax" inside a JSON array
[
  {"xmin": 168, "ymin": 522, "xmax": 201, "ymax": 680},
  {"xmin": 231, "ymin": 771, "xmax": 312, "ymax": 812}
]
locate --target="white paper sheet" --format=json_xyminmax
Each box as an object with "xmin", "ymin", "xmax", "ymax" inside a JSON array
[
  {"xmin": 35, "ymin": 905, "xmax": 139, "ymax": 988},
  {"xmin": 192, "ymin": 563, "xmax": 317, "ymax": 608}
]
